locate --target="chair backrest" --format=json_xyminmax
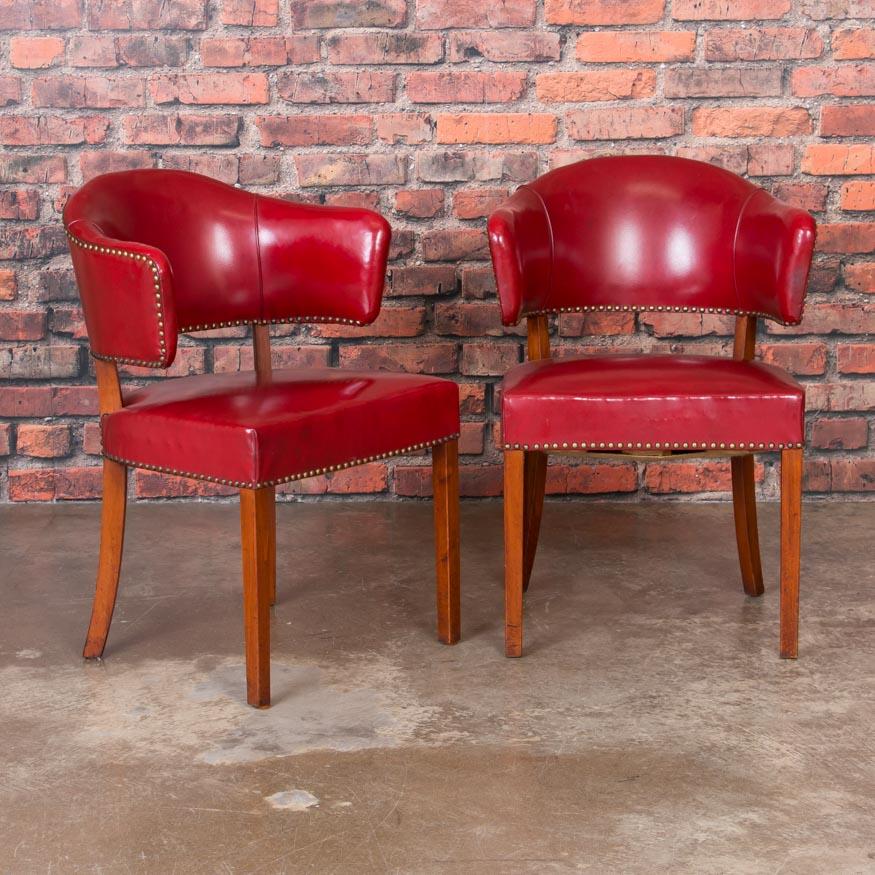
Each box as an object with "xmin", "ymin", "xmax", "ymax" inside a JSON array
[
  {"xmin": 64, "ymin": 170, "xmax": 391, "ymax": 368},
  {"xmin": 488, "ymin": 155, "xmax": 816, "ymax": 327}
]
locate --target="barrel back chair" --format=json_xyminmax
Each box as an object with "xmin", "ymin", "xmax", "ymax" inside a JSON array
[
  {"xmin": 65, "ymin": 170, "xmax": 461, "ymax": 707},
  {"xmin": 488, "ymin": 155, "xmax": 816, "ymax": 659}
]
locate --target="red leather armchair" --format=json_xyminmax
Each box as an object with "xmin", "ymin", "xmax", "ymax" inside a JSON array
[
  {"xmin": 488, "ymin": 156, "xmax": 816, "ymax": 660},
  {"xmin": 65, "ymin": 170, "xmax": 461, "ymax": 707}
]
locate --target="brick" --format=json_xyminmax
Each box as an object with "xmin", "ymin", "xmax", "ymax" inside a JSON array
[
  {"xmin": 0, "ymin": 0, "xmax": 81, "ymax": 29},
  {"xmin": 547, "ymin": 463, "xmax": 638, "ymax": 494},
  {"xmin": 692, "ymin": 107, "xmax": 812, "ymax": 137},
  {"xmin": 436, "ymin": 113, "xmax": 556, "ymax": 144},
  {"xmin": 325, "ymin": 191, "xmax": 380, "ymax": 210},
  {"xmin": 394, "ymin": 189, "xmax": 445, "ymax": 219},
  {"xmin": 278, "ymin": 71, "xmax": 396, "ymax": 104},
  {"xmin": 558, "ymin": 311, "xmax": 636, "ymax": 335},
  {"xmin": 568, "ymin": 106, "xmax": 684, "ymax": 140},
  {"xmin": 310, "ymin": 306, "xmax": 425, "ymax": 339},
  {"xmin": 0, "ymin": 344, "xmax": 80, "ymax": 379},
  {"xmin": 577, "ymin": 31, "xmax": 696, "ymax": 62},
  {"xmin": 376, "ymin": 113, "xmax": 433, "ymax": 144},
  {"xmin": 820, "ymin": 105, "xmax": 875, "ymax": 136},
  {"xmin": 0, "ymin": 387, "xmax": 53, "ymax": 417},
  {"xmin": 202, "ymin": 36, "xmax": 318, "ymax": 67},
  {"xmin": 416, "ymin": 0, "xmax": 535, "ymax": 28},
  {"xmin": 640, "ymin": 312, "xmax": 734, "ymax": 337},
  {"xmin": 338, "ymin": 343, "xmax": 457, "ymax": 374},
  {"xmin": 150, "ymin": 73, "xmax": 268, "ymax": 105},
  {"xmin": 837, "ymin": 343, "xmax": 875, "ymax": 374},
  {"xmin": 9, "ymin": 37, "xmax": 65, "ymax": 68},
  {"xmin": 769, "ymin": 303, "xmax": 875, "ymax": 334},
  {"xmin": 830, "ymin": 459, "xmax": 875, "ymax": 492},
  {"xmin": 0, "ymin": 76, "xmax": 21, "ymax": 105},
  {"xmin": 16, "ymin": 424, "xmax": 71, "ymax": 458},
  {"xmin": 705, "ymin": 27, "xmax": 822, "ymax": 60},
  {"xmin": 810, "ymin": 417, "xmax": 868, "ymax": 450},
  {"xmin": 212, "ymin": 345, "xmax": 329, "ymax": 373},
  {"xmin": 135, "ymin": 470, "xmax": 235, "ymax": 499},
  {"xmin": 0, "ymin": 310, "xmax": 45, "ymax": 340},
  {"xmin": 772, "ymin": 182, "xmax": 829, "ymax": 212},
  {"xmin": 673, "ymin": 0, "xmax": 790, "ymax": 20},
  {"xmin": 327, "ymin": 33, "xmax": 443, "ymax": 65},
  {"xmin": 0, "ymin": 269, "xmax": 16, "ymax": 300},
  {"xmin": 387, "ymin": 265, "xmax": 456, "ymax": 296},
  {"xmin": 816, "ymin": 223, "xmax": 875, "ymax": 254},
  {"xmin": 841, "ymin": 181, "xmax": 875, "ymax": 211},
  {"xmin": 802, "ymin": 144, "xmax": 875, "ymax": 175},
  {"xmin": 51, "ymin": 386, "xmax": 97, "ymax": 416},
  {"xmin": 221, "ymin": 0, "xmax": 277, "ymax": 25},
  {"xmin": 0, "ymin": 115, "xmax": 108, "ymax": 146},
  {"xmin": 805, "ymin": 382, "xmax": 875, "ymax": 412},
  {"xmin": 792, "ymin": 64, "xmax": 875, "ymax": 96},
  {"xmin": 422, "ymin": 228, "xmax": 489, "ymax": 261},
  {"xmin": 160, "ymin": 153, "xmax": 237, "ymax": 183},
  {"xmin": 407, "ymin": 71, "xmax": 526, "ymax": 103},
  {"xmin": 452, "ymin": 188, "xmax": 509, "ymax": 219},
  {"xmin": 0, "ymin": 190, "xmax": 39, "ymax": 220},
  {"xmin": 460, "ymin": 266, "xmax": 495, "ymax": 298},
  {"xmin": 748, "ymin": 141, "xmax": 807, "ymax": 177},
  {"xmin": 11, "ymin": 468, "xmax": 104, "ymax": 501},
  {"xmin": 32, "ymin": 75, "xmax": 145, "ymax": 108},
  {"xmin": 122, "ymin": 113, "xmax": 240, "ymax": 145},
  {"xmin": 546, "ymin": 0, "xmax": 664, "ymax": 25},
  {"xmin": 460, "ymin": 342, "xmax": 520, "ymax": 375},
  {"xmin": 295, "ymin": 153, "xmax": 406, "ymax": 186},
  {"xmin": 66, "ymin": 35, "xmax": 117, "ymax": 67},
  {"xmin": 87, "ymin": 0, "xmax": 206, "ymax": 30},
  {"xmin": 0, "ymin": 225, "xmax": 67, "ymax": 259},
  {"xmin": 0, "ymin": 423, "xmax": 9, "ymax": 455},
  {"xmin": 116, "ymin": 35, "xmax": 190, "ymax": 67},
  {"xmin": 760, "ymin": 342, "xmax": 827, "ymax": 375},
  {"xmin": 292, "ymin": 0, "xmax": 407, "ymax": 28},
  {"xmin": 845, "ymin": 262, "xmax": 875, "ymax": 293},
  {"xmin": 257, "ymin": 114, "xmax": 371, "ymax": 146},
  {"xmin": 647, "ymin": 461, "xmax": 738, "ymax": 494},
  {"xmin": 449, "ymin": 31, "xmax": 560, "ymax": 62},
  {"xmin": 435, "ymin": 301, "xmax": 522, "ymax": 336},
  {"xmin": 803, "ymin": 0, "xmax": 875, "ymax": 19},
  {"xmin": 80, "ymin": 151, "xmax": 153, "ymax": 181},
  {"xmin": 536, "ymin": 70, "xmax": 655, "ymax": 102},
  {"xmin": 665, "ymin": 67, "xmax": 782, "ymax": 97},
  {"xmin": 833, "ymin": 28, "xmax": 875, "ymax": 60}
]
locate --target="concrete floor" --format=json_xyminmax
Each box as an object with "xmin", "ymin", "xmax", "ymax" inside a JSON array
[{"xmin": 0, "ymin": 500, "xmax": 872, "ymax": 874}]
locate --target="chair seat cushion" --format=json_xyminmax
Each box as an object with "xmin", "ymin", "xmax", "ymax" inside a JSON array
[
  {"xmin": 102, "ymin": 368, "xmax": 460, "ymax": 487},
  {"xmin": 501, "ymin": 355, "xmax": 804, "ymax": 451}
]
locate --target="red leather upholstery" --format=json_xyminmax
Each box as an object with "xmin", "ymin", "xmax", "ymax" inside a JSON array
[
  {"xmin": 103, "ymin": 369, "xmax": 459, "ymax": 487},
  {"xmin": 502, "ymin": 355, "xmax": 804, "ymax": 451},
  {"xmin": 488, "ymin": 155, "xmax": 816, "ymax": 327},
  {"xmin": 64, "ymin": 170, "xmax": 390, "ymax": 367}
]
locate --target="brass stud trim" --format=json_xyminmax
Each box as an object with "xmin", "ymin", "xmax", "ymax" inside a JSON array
[
  {"xmin": 503, "ymin": 440, "xmax": 804, "ymax": 451},
  {"xmin": 102, "ymin": 433, "xmax": 460, "ymax": 490},
  {"xmin": 528, "ymin": 303, "xmax": 795, "ymax": 326},
  {"xmin": 178, "ymin": 316, "xmax": 368, "ymax": 332}
]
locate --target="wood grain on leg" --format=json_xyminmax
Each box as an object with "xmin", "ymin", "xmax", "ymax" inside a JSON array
[
  {"xmin": 504, "ymin": 449, "xmax": 526, "ymax": 658},
  {"xmin": 240, "ymin": 487, "xmax": 273, "ymax": 707},
  {"xmin": 731, "ymin": 454, "xmax": 764, "ymax": 597},
  {"xmin": 780, "ymin": 448, "xmax": 803, "ymax": 659},
  {"xmin": 432, "ymin": 439, "xmax": 460, "ymax": 645},
  {"xmin": 83, "ymin": 458, "xmax": 128, "ymax": 658},
  {"xmin": 522, "ymin": 451, "xmax": 547, "ymax": 593}
]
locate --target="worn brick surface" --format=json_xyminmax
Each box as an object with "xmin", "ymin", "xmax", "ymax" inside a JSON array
[{"xmin": 0, "ymin": 1, "xmax": 872, "ymax": 501}]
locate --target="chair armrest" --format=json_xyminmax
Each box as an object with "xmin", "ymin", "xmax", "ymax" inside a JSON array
[
  {"xmin": 735, "ymin": 190, "xmax": 816, "ymax": 326},
  {"xmin": 65, "ymin": 218, "xmax": 177, "ymax": 368},
  {"xmin": 487, "ymin": 186, "xmax": 553, "ymax": 326},
  {"xmin": 256, "ymin": 196, "xmax": 392, "ymax": 326}
]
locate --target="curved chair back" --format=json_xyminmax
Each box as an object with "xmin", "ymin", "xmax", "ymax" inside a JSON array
[
  {"xmin": 64, "ymin": 170, "xmax": 391, "ymax": 368},
  {"xmin": 488, "ymin": 156, "xmax": 816, "ymax": 327}
]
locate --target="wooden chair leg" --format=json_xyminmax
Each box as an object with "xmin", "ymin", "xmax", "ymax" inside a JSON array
[
  {"xmin": 432, "ymin": 439, "xmax": 460, "ymax": 645},
  {"xmin": 83, "ymin": 458, "xmax": 128, "ymax": 658},
  {"xmin": 731, "ymin": 454, "xmax": 764, "ymax": 597},
  {"xmin": 780, "ymin": 448, "xmax": 803, "ymax": 659},
  {"xmin": 240, "ymin": 487, "xmax": 272, "ymax": 708},
  {"xmin": 504, "ymin": 449, "xmax": 526, "ymax": 657},
  {"xmin": 265, "ymin": 486, "xmax": 276, "ymax": 607},
  {"xmin": 522, "ymin": 450, "xmax": 547, "ymax": 593}
]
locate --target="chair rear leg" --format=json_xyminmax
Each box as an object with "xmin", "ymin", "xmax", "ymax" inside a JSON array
[
  {"xmin": 780, "ymin": 448, "xmax": 803, "ymax": 659},
  {"xmin": 240, "ymin": 487, "xmax": 273, "ymax": 707},
  {"xmin": 505, "ymin": 450, "xmax": 526, "ymax": 657},
  {"xmin": 432, "ymin": 439, "xmax": 460, "ymax": 645},
  {"xmin": 83, "ymin": 459, "xmax": 128, "ymax": 658},
  {"xmin": 731, "ymin": 454, "xmax": 764, "ymax": 597},
  {"xmin": 523, "ymin": 451, "xmax": 547, "ymax": 593}
]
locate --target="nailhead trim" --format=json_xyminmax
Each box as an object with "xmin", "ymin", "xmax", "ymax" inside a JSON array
[
  {"xmin": 179, "ymin": 316, "xmax": 367, "ymax": 332},
  {"xmin": 503, "ymin": 440, "xmax": 804, "ymax": 451},
  {"xmin": 529, "ymin": 303, "xmax": 793, "ymax": 325},
  {"xmin": 103, "ymin": 433, "xmax": 460, "ymax": 490},
  {"xmin": 66, "ymin": 229, "xmax": 168, "ymax": 369}
]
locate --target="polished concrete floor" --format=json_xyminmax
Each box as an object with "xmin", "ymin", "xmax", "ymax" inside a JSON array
[{"xmin": 1, "ymin": 500, "xmax": 873, "ymax": 873}]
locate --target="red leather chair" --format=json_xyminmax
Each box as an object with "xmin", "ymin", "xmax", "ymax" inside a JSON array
[
  {"xmin": 488, "ymin": 156, "xmax": 816, "ymax": 660},
  {"xmin": 64, "ymin": 170, "xmax": 461, "ymax": 708}
]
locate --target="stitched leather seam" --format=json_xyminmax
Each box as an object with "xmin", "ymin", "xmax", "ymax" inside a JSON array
[
  {"xmin": 102, "ymin": 433, "xmax": 460, "ymax": 490},
  {"xmin": 527, "ymin": 185, "xmax": 555, "ymax": 317},
  {"xmin": 254, "ymin": 196, "xmax": 265, "ymax": 322},
  {"xmin": 732, "ymin": 187, "xmax": 761, "ymax": 316}
]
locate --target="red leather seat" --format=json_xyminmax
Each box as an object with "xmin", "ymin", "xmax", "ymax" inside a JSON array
[
  {"xmin": 488, "ymin": 155, "xmax": 816, "ymax": 662},
  {"xmin": 103, "ymin": 369, "xmax": 459, "ymax": 488},
  {"xmin": 502, "ymin": 354, "xmax": 804, "ymax": 453},
  {"xmin": 64, "ymin": 169, "xmax": 461, "ymax": 708}
]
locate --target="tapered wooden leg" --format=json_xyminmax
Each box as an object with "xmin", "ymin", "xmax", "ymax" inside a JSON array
[
  {"xmin": 731, "ymin": 454, "xmax": 764, "ymax": 597},
  {"xmin": 522, "ymin": 451, "xmax": 547, "ymax": 593},
  {"xmin": 83, "ymin": 459, "xmax": 128, "ymax": 659},
  {"xmin": 504, "ymin": 449, "xmax": 526, "ymax": 657},
  {"xmin": 264, "ymin": 487, "xmax": 276, "ymax": 607},
  {"xmin": 780, "ymin": 448, "xmax": 803, "ymax": 659},
  {"xmin": 240, "ymin": 487, "xmax": 272, "ymax": 707},
  {"xmin": 432, "ymin": 440, "xmax": 460, "ymax": 645}
]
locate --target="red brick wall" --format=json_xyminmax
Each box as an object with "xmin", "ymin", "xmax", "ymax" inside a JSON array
[{"xmin": 1, "ymin": 0, "xmax": 873, "ymax": 502}]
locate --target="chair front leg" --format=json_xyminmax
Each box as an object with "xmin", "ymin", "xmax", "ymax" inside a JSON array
[
  {"xmin": 432, "ymin": 439, "xmax": 460, "ymax": 645},
  {"xmin": 523, "ymin": 450, "xmax": 547, "ymax": 593},
  {"xmin": 731, "ymin": 454, "xmax": 764, "ymax": 597},
  {"xmin": 780, "ymin": 448, "xmax": 803, "ymax": 659},
  {"xmin": 504, "ymin": 449, "xmax": 526, "ymax": 657},
  {"xmin": 240, "ymin": 486, "xmax": 274, "ymax": 707},
  {"xmin": 83, "ymin": 458, "xmax": 128, "ymax": 658}
]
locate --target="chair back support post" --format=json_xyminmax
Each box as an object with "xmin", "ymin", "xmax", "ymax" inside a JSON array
[
  {"xmin": 526, "ymin": 314, "xmax": 550, "ymax": 362},
  {"xmin": 733, "ymin": 315, "xmax": 758, "ymax": 362},
  {"xmin": 94, "ymin": 358, "xmax": 123, "ymax": 416},
  {"xmin": 253, "ymin": 324, "xmax": 273, "ymax": 386}
]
